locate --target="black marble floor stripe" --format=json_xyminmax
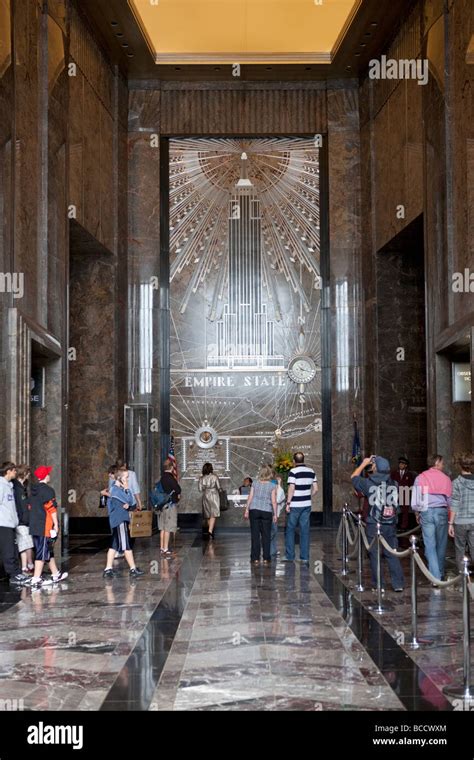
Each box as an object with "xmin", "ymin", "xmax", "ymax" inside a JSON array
[
  {"xmin": 318, "ymin": 563, "xmax": 453, "ymax": 712},
  {"xmin": 100, "ymin": 544, "xmax": 204, "ymax": 711},
  {"xmin": 0, "ymin": 588, "xmax": 22, "ymax": 613}
]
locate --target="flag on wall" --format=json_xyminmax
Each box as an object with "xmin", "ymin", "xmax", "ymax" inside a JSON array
[
  {"xmin": 351, "ymin": 417, "xmax": 361, "ymax": 465},
  {"xmin": 168, "ymin": 436, "xmax": 178, "ymax": 480}
]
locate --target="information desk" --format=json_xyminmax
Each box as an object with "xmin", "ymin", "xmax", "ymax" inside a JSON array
[{"xmin": 227, "ymin": 494, "xmax": 248, "ymax": 508}]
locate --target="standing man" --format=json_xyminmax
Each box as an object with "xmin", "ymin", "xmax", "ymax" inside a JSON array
[
  {"xmin": 448, "ymin": 453, "xmax": 474, "ymax": 571},
  {"xmin": 391, "ymin": 457, "xmax": 416, "ymax": 531},
  {"xmin": 411, "ymin": 454, "xmax": 452, "ymax": 582},
  {"xmin": 0, "ymin": 462, "xmax": 29, "ymax": 585},
  {"xmin": 351, "ymin": 455, "xmax": 404, "ymax": 592},
  {"xmin": 158, "ymin": 458, "xmax": 181, "ymax": 557},
  {"xmin": 284, "ymin": 452, "xmax": 318, "ymax": 563}
]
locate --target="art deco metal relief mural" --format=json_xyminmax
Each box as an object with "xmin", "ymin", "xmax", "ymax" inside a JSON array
[{"xmin": 169, "ymin": 138, "xmax": 323, "ymax": 515}]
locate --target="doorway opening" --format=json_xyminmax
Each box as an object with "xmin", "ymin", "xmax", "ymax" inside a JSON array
[{"xmin": 376, "ymin": 215, "xmax": 427, "ymax": 474}]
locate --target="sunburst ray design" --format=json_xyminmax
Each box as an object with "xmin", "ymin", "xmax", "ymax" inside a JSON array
[{"xmin": 169, "ymin": 137, "xmax": 320, "ymax": 319}]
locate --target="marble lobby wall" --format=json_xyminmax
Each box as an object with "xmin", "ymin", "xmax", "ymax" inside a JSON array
[
  {"xmin": 128, "ymin": 83, "xmax": 363, "ymax": 517},
  {"xmin": 359, "ymin": 0, "xmax": 474, "ymax": 475},
  {"xmin": 68, "ymin": 230, "xmax": 118, "ymax": 517},
  {"xmin": 326, "ymin": 84, "xmax": 364, "ymax": 512},
  {"xmin": 67, "ymin": 2, "xmax": 129, "ymax": 518},
  {"xmin": 0, "ymin": 0, "xmax": 13, "ymax": 459},
  {"xmin": 0, "ymin": 0, "xmax": 128, "ymax": 518},
  {"xmin": 359, "ymin": 4, "xmax": 424, "ymax": 468},
  {"xmin": 440, "ymin": 0, "xmax": 474, "ymax": 458},
  {"xmin": 376, "ymin": 221, "xmax": 428, "ymax": 476},
  {"xmin": 0, "ymin": 0, "xmax": 69, "ymax": 510}
]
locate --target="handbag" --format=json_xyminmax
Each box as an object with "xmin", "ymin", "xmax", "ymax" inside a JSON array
[
  {"xmin": 218, "ymin": 488, "xmax": 229, "ymax": 512},
  {"xmin": 129, "ymin": 510, "xmax": 153, "ymax": 538}
]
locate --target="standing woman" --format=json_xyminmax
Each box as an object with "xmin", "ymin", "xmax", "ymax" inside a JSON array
[
  {"xmin": 159, "ymin": 459, "xmax": 181, "ymax": 557},
  {"xmin": 244, "ymin": 465, "xmax": 278, "ymax": 565},
  {"xmin": 198, "ymin": 463, "xmax": 221, "ymax": 539}
]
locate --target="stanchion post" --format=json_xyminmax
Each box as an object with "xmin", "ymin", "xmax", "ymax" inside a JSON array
[
  {"xmin": 443, "ymin": 557, "xmax": 474, "ymax": 703},
  {"xmin": 341, "ymin": 503, "xmax": 349, "ymax": 577},
  {"xmin": 375, "ymin": 523, "xmax": 384, "ymax": 613},
  {"xmin": 355, "ymin": 514, "xmax": 364, "ymax": 592},
  {"xmin": 409, "ymin": 535, "xmax": 420, "ymax": 649},
  {"xmin": 407, "ymin": 535, "xmax": 433, "ymax": 648}
]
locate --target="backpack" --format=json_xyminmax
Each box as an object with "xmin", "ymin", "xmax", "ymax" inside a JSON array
[
  {"xmin": 149, "ymin": 481, "xmax": 174, "ymax": 512},
  {"xmin": 368, "ymin": 479, "xmax": 399, "ymax": 525}
]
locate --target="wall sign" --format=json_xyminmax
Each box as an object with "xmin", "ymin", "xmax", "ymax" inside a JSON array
[
  {"xmin": 452, "ymin": 363, "xmax": 471, "ymax": 402},
  {"xmin": 31, "ymin": 366, "xmax": 45, "ymax": 407}
]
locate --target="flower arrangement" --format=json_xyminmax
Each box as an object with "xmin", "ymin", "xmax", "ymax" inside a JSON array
[
  {"xmin": 273, "ymin": 449, "xmax": 293, "ymax": 473},
  {"xmin": 273, "ymin": 448, "xmax": 293, "ymax": 492}
]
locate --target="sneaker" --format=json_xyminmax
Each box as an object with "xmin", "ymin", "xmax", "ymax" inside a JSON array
[
  {"xmin": 371, "ymin": 587, "xmax": 385, "ymax": 593},
  {"xmin": 103, "ymin": 568, "xmax": 115, "ymax": 578},
  {"xmin": 9, "ymin": 573, "xmax": 30, "ymax": 586},
  {"xmin": 29, "ymin": 576, "xmax": 54, "ymax": 588},
  {"xmin": 129, "ymin": 567, "xmax": 145, "ymax": 577},
  {"xmin": 393, "ymin": 588, "xmax": 404, "ymax": 592},
  {"xmin": 52, "ymin": 571, "xmax": 69, "ymax": 583},
  {"xmin": 115, "ymin": 552, "xmax": 125, "ymax": 559}
]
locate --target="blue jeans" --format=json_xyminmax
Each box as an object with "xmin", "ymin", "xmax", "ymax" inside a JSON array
[
  {"xmin": 365, "ymin": 520, "xmax": 405, "ymax": 589},
  {"xmin": 285, "ymin": 507, "xmax": 311, "ymax": 561},
  {"xmin": 420, "ymin": 508, "xmax": 448, "ymax": 580}
]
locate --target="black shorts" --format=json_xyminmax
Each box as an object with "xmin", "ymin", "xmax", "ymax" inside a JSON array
[
  {"xmin": 111, "ymin": 523, "xmax": 131, "ymax": 553},
  {"xmin": 33, "ymin": 536, "xmax": 54, "ymax": 562}
]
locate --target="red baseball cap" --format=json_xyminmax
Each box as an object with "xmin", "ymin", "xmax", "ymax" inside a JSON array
[{"xmin": 34, "ymin": 466, "xmax": 52, "ymax": 481}]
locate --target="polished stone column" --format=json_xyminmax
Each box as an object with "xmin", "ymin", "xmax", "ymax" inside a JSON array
[{"xmin": 327, "ymin": 84, "xmax": 364, "ymax": 516}]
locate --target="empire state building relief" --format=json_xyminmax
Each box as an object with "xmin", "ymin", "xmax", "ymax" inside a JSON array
[{"xmin": 169, "ymin": 138, "xmax": 323, "ymax": 512}]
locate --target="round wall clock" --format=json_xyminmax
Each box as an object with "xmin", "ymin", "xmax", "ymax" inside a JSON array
[{"xmin": 287, "ymin": 355, "xmax": 317, "ymax": 384}]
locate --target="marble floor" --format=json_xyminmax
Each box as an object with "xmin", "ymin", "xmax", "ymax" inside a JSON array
[{"xmin": 0, "ymin": 530, "xmax": 469, "ymax": 711}]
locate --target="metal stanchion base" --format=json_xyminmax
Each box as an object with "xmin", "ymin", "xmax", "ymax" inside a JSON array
[
  {"xmin": 367, "ymin": 601, "xmax": 395, "ymax": 614},
  {"xmin": 367, "ymin": 603, "xmax": 390, "ymax": 614},
  {"xmin": 443, "ymin": 685, "xmax": 474, "ymax": 702},
  {"xmin": 370, "ymin": 605, "xmax": 385, "ymax": 615},
  {"xmin": 407, "ymin": 638, "xmax": 434, "ymax": 649}
]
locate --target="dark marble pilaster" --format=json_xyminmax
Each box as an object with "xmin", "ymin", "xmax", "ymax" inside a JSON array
[
  {"xmin": 326, "ymin": 84, "xmax": 364, "ymax": 512},
  {"xmin": 128, "ymin": 90, "xmax": 161, "ymax": 486}
]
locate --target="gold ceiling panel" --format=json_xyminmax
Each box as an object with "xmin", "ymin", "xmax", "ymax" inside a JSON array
[{"xmin": 128, "ymin": 0, "xmax": 361, "ymax": 64}]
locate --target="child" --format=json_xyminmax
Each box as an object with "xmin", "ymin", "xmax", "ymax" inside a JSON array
[
  {"xmin": 270, "ymin": 475, "xmax": 286, "ymax": 558},
  {"xmin": 28, "ymin": 466, "xmax": 68, "ymax": 588},
  {"xmin": 12, "ymin": 464, "xmax": 34, "ymax": 574},
  {"xmin": 103, "ymin": 469, "xmax": 145, "ymax": 578}
]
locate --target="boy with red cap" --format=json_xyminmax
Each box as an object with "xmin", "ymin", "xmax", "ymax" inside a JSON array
[{"xmin": 28, "ymin": 466, "xmax": 68, "ymax": 588}]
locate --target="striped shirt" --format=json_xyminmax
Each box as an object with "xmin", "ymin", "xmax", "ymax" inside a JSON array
[{"xmin": 288, "ymin": 465, "xmax": 317, "ymax": 508}]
